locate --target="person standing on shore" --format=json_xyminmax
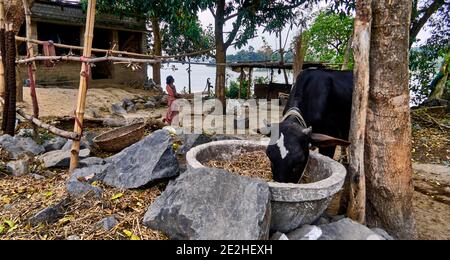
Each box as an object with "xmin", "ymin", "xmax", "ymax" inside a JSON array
[{"xmin": 164, "ymin": 76, "xmax": 182, "ymax": 124}]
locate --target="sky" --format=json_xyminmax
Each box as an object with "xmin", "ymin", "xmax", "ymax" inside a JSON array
[
  {"xmin": 66, "ymin": 0, "xmax": 432, "ymax": 54},
  {"xmin": 198, "ymin": 2, "xmax": 433, "ymax": 55}
]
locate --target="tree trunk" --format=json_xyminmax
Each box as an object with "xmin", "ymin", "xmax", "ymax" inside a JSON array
[
  {"xmin": 342, "ymin": 34, "xmax": 354, "ymax": 70},
  {"xmin": 292, "ymin": 33, "xmax": 308, "ymax": 82},
  {"xmin": 347, "ymin": 0, "xmax": 372, "ymax": 224},
  {"xmin": 1, "ymin": 27, "xmax": 7, "ymax": 132},
  {"xmin": 5, "ymin": 26, "xmax": 16, "ymax": 136},
  {"xmin": 365, "ymin": 0, "xmax": 416, "ymax": 239},
  {"xmin": 188, "ymin": 57, "xmax": 192, "ymax": 94},
  {"xmin": 279, "ymin": 31, "xmax": 289, "ymax": 85},
  {"xmin": 215, "ymin": 45, "xmax": 226, "ymax": 113},
  {"xmin": 247, "ymin": 68, "xmax": 253, "ymax": 99},
  {"xmin": 0, "ymin": 0, "xmax": 5, "ymax": 99},
  {"xmin": 151, "ymin": 16, "xmax": 162, "ymax": 87},
  {"xmin": 215, "ymin": 1, "xmax": 227, "ymax": 114}
]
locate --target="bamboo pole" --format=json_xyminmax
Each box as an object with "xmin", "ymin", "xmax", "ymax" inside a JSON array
[
  {"xmin": 70, "ymin": 0, "xmax": 96, "ymax": 171},
  {"xmin": 16, "ymin": 55, "xmax": 160, "ymax": 64},
  {"xmin": 22, "ymin": 0, "xmax": 39, "ymax": 140},
  {"xmin": 347, "ymin": 0, "xmax": 372, "ymax": 224},
  {"xmin": 0, "ymin": 0, "xmax": 4, "ymax": 98},
  {"xmin": 15, "ymin": 36, "xmax": 214, "ymax": 60}
]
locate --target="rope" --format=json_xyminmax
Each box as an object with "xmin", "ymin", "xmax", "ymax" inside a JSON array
[{"xmin": 282, "ymin": 107, "xmax": 308, "ymax": 128}]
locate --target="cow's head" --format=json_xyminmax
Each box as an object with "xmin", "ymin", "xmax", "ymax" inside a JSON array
[{"xmin": 262, "ymin": 120, "xmax": 350, "ymax": 183}]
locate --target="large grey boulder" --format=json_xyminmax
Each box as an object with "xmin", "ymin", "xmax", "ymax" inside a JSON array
[
  {"xmin": 143, "ymin": 168, "xmax": 272, "ymax": 240},
  {"xmin": 110, "ymin": 103, "xmax": 127, "ymax": 116},
  {"xmin": 29, "ymin": 198, "xmax": 71, "ymax": 226},
  {"xmin": 371, "ymin": 228, "xmax": 395, "ymax": 240},
  {"xmin": 287, "ymin": 225, "xmax": 323, "ymax": 240},
  {"xmin": 319, "ymin": 218, "xmax": 385, "ymax": 240},
  {"xmin": 62, "ymin": 140, "xmax": 89, "ymax": 151},
  {"xmin": 144, "ymin": 101, "xmax": 156, "ymax": 109},
  {"xmin": 66, "ymin": 165, "xmax": 107, "ymax": 198},
  {"xmin": 103, "ymin": 130, "xmax": 179, "ymax": 189},
  {"xmin": 177, "ymin": 134, "xmax": 212, "ymax": 156},
  {"xmin": 39, "ymin": 149, "xmax": 90, "ymax": 168},
  {"xmin": 122, "ymin": 99, "xmax": 137, "ymax": 113},
  {"xmin": 79, "ymin": 157, "xmax": 105, "ymax": 168},
  {"xmin": 6, "ymin": 158, "xmax": 30, "ymax": 176},
  {"xmin": 43, "ymin": 137, "xmax": 67, "ymax": 152},
  {"xmin": 0, "ymin": 135, "xmax": 45, "ymax": 159}
]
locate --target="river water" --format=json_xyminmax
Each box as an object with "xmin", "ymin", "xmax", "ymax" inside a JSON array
[{"xmin": 147, "ymin": 63, "xmax": 292, "ymax": 93}]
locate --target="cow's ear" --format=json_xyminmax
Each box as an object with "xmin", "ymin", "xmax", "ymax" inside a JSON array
[
  {"xmin": 256, "ymin": 126, "xmax": 272, "ymax": 137},
  {"xmin": 310, "ymin": 133, "xmax": 351, "ymax": 148}
]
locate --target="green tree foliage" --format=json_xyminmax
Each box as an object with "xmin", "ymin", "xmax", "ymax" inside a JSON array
[
  {"xmin": 161, "ymin": 20, "xmax": 214, "ymax": 60},
  {"xmin": 226, "ymin": 80, "xmax": 248, "ymax": 99},
  {"xmin": 303, "ymin": 11, "xmax": 354, "ymax": 65},
  {"xmin": 410, "ymin": 3, "xmax": 449, "ymax": 104},
  {"xmin": 82, "ymin": 0, "xmax": 209, "ymax": 56}
]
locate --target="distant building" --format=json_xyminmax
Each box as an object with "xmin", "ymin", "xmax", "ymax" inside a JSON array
[{"xmin": 18, "ymin": 0, "xmax": 149, "ymax": 88}]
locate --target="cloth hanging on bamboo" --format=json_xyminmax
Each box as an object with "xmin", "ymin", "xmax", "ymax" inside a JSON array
[{"xmin": 42, "ymin": 41, "xmax": 56, "ymax": 67}]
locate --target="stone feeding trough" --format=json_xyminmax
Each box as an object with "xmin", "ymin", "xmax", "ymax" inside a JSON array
[{"xmin": 186, "ymin": 140, "xmax": 347, "ymax": 233}]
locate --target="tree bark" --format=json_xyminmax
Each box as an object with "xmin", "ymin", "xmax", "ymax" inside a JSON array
[
  {"xmin": 0, "ymin": 27, "xmax": 7, "ymax": 132},
  {"xmin": 365, "ymin": 0, "xmax": 416, "ymax": 239},
  {"xmin": 215, "ymin": 0, "xmax": 227, "ymax": 114},
  {"xmin": 347, "ymin": 0, "xmax": 372, "ymax": 224},
  {"xmin": 0, "ymin": 0, "xmax": 5, "ymax": 99},
  {"xmin": 292, "ymin": 33, "xmax": 307, "ymax": 82},
  {"xmin": 151, "ymin": 16, "xmax": 162, "ymax": 87},
  {"xmin": 341, "ymin": 34, "xmax": 354, "ymax": 71},
  {"xmin": 5, "ymin": 26, "xmax": 16, "ymax": 136},
  {"xmin": 279, "ymin": 30, "xmax": 289, "ymax": 85},
  {"xmin": 247, "ymin": 67, "xmax": 253, "ymax": 99},
  {"xmin": 188, "ymin": 57, "xmax": 192, "ymax": 94}
]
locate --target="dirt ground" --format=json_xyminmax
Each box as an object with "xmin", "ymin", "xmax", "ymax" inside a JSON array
[
  {"xmin": 18, "ymin": 86, "xmax": 167, "ymax": 119},
  {"xmin": 0, "ymin": 88, "xmax": 449, "ymax": 240}
]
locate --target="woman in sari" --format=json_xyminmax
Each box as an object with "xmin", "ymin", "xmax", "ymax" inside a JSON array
[{"xmin": 164, "ymin": 76, "xmax": 182, "ymax": 124}]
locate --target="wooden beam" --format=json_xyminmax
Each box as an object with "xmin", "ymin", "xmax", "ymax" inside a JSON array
[
  {"xmin": 17, "ymin": 109, "xmax": 81, "ymax": 140},
  {"xmin": 23, "ymin": 0, "xmax": 40, "ymax": 141},
  {"xmin": 70, "ymin": 0, "xmax": 96, "ymax": 171},
  {"xmin": 347, "ymin": 0, "xmax": 372, "ymax": 224}
]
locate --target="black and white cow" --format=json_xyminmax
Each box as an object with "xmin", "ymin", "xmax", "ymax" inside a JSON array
[{"xmin": 265, "ymin": 69, "xmax": 353, "ymax": 183}]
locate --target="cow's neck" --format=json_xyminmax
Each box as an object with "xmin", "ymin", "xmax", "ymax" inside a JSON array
[{"xmin": 282, "ymin": 108, "xmax": 308, "ymax": 128}]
